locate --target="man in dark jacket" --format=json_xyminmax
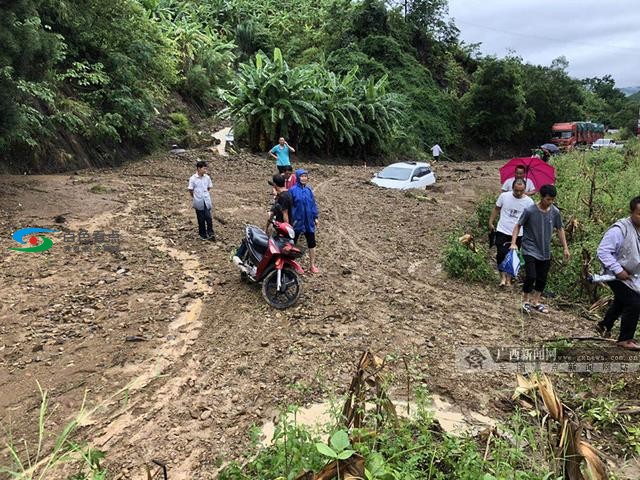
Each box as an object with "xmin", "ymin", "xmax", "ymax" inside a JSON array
[
  {"xmin": 266, "ymin": 174, "xmax": 293, "ymax": 231},
  {"xmin": 290, "ymin": 168, "xmax": 319, "ymax": 273}
]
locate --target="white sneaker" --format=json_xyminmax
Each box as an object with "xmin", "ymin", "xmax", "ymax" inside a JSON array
[{"xmin": 232, "ymin": 256, "xmax": 242, "ymax": 266}]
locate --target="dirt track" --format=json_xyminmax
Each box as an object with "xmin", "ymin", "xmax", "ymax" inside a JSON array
[{"xmin": 0, "ymin": 150, "xmax": 591, "ymax": 478}]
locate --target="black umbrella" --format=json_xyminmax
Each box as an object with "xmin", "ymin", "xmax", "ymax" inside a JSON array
[{"xmin": 540, "ymin": 143, "xmax": 559, "ymax": 153}]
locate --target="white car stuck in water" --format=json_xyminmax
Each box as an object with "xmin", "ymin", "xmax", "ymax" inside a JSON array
[{"xmin": 371, "ymin": 161, "xmax": 436, "ymax": 190}]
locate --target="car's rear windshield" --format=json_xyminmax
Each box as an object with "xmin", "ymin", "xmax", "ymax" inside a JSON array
[{"xmin": 378, "ymin": 166, "xmax": 412, "ymax": 181}]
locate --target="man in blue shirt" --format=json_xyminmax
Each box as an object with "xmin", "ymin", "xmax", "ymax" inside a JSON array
[{"xmin": 269, "ymin": 137, "xmax": 296, "ymax": 173}]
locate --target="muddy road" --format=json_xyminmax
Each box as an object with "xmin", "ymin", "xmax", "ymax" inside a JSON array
[{"xmin": 0, "ymin": 150, "xmax": 590, "ymax": 478}]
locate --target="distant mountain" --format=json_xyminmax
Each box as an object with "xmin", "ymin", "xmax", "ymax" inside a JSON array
[
  {"xmin": 620, "ymin": 86, "xmax": 640, "ymax": 96},
  {"xmin": 629, "ymin": 91, "xmax": 640, "ymax": 102}
]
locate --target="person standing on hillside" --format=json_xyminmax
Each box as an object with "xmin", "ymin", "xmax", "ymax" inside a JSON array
[
  {"xmin": 290, "ymin": 168, "xmax": 319, "ymax": 273},
  {"xmin": 594, "ymin": 196, "xmax": 640, "ymax": 350},
  {"xmin": 269, "ymin": 137, "xmax": 295, "ymax": 173},
  {"xmin": 489, "ymin": 179, "xmax": 534, "ymax": 287},
  {"xmin": 510, "ymin": 184, "xmax": 570, "ymax": 314},
  {"xmin": 188, "ymin": 160, "xmax": 215, "ymax": 241},
  {"xmin": 431, "ymin": 144, "xmax": 443, "ymax": 162},
  {"xmin": 501, "ymin": 165, "xmax": 536, "ymax": 195}
]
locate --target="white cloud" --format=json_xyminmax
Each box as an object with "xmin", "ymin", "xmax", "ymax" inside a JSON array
[{"xmin": 448, "ymin": 0, "xmax": 640, "ymax": 86}]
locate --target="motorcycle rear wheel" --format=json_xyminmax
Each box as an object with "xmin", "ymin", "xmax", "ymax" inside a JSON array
[{"xmin": 261, "ymin": 268, "xmax": 301, "ymax": 309}]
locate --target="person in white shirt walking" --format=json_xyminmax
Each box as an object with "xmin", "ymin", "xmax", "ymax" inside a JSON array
[
  {"xmin": 488, "ymin": 179, "xmax": 534, "ymax": 286},
  {"xmin": 431, "ymin": 144, "xmax": 443, "ymax": 161},
  {"xmin": 188, "ymin": 160, "xmax": 215, "ymax": 240}
]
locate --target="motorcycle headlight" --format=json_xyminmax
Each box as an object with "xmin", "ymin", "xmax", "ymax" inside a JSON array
[{"xmin": 286, "ymin": 225, "xmax": 295, "ymax": 239}]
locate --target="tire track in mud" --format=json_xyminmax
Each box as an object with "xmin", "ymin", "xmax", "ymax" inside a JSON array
[
  {"xmin": 29, "ymin": 179, "xmax": 219, "ymax": 478},
  {"xmin": 71, "ymin": 191, "xmax": 219, "ymax": 479},
  {"xmin": 314, "ymin": 178, "xmax": 384, "ymax": 266}
]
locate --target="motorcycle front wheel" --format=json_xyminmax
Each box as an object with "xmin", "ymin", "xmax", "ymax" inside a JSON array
[{"xmin": 261, "ymin": 268, "xmax": 302, "ymax": 309}]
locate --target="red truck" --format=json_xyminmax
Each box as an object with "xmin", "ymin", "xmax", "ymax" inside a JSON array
[{"xmin": 550, "ymin": 122, "xmax": 605, "ymax": 150}]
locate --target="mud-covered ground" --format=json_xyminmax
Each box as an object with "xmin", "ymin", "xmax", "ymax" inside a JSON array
[{"xmin": 0, "ymin": 149, "xmax": 625, "ymax": 478}]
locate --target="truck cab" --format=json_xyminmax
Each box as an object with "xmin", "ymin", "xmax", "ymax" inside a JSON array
[{"xmin": 551, "ymin": 121, "xmax": 604, "ymax": 151}]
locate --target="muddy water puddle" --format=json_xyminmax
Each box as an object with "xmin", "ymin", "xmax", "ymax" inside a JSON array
[{"xmin": 261, "ymin": 394, "xmax": 496, "ymax": 445}]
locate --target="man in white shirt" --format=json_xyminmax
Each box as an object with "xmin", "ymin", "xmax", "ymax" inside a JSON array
[
  {"xmin": 431, "ymin": 144, "xmax": 443, "ymax": 161},
  {"xmin": 488, "ymin": 179, "xmax": 534, "ymax": 286},
  {"xmin": 501, "ymin": 165, "xmax": 535, "ymax": 194},
  {"xmin": 188, "ymin": 160, "xmax": 214, "ymax": 240}
]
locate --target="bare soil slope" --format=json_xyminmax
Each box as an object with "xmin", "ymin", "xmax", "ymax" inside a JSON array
[{"xmin": 0, "ymin": 151, "xmax": 590, "ymax": 479}]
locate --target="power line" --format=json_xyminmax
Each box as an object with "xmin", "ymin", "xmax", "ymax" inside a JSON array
[{"xmin": 454, "ymin": 19, "xmax": 640, "ymax": 54}]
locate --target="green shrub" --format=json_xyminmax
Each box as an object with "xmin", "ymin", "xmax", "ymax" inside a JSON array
[
  {"xmin": 473, "ymin": 195, "xmax": 496, "ymax": 231},
  {"xmin": 182, "ymin": 65, "xmax": 211, "ymax": 102},
  {"xmin": 223, "ymin": 48, "xmax": 404, "ymax": 156},
  {"xmin": 167, "ymin": 112, "xmax": 191, "ymax": 144},
  {"xmin": 443, "ymin": 234, "xmax": 496, "ymax": 282},
  {"xmin": 544, "ymin": 146, "xmax": 640, "ymax": 302},
  {"xmin": 219, "ymin": 396, "xmax": 557, "ymax": 480}
]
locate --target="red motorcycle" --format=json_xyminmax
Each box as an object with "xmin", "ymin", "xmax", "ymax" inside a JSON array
[{"xmin": 233, "ymin": 218, "xmax": 304, "ymax": 309}]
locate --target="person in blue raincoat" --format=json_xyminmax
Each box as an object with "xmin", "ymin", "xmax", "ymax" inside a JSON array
[{"xmin": 290, "ymin": 168, "xmax": 319, "ymax": 273}]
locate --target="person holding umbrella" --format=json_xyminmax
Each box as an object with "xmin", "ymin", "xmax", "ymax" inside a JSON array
[
  {"xmin": 500, "ymin": 157, "xmax": 556, "ymax": 195},
  {"xmin": 540, "ymin": 143, "xmax": 560, "ymax": 155},
  {"xmin": 501, "ymin": 164, "xmax": 536, "ymax": 194}
]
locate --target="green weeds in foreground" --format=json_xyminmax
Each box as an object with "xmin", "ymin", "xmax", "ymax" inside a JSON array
[
  {"xmin": 0, "ymin": 380, "xmax": 137, "ymax": 480},
  {"xmin": 218, "ymin": 394, "xmax": 561, "ymax": 480},
  {"xmin": 444, "ymin": 140, "xmax": 640, "ymax": 305}
]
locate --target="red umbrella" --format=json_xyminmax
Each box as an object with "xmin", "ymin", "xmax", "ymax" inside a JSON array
[{"xmin": 499, "ymin": 157, "xmax": 555, "ymax": 193}]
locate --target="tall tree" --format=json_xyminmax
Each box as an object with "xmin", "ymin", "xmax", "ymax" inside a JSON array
[
  {"xmin": 462, "ymin": 58, "xmax": 532, "ymax": 145},
  {"xmin": 518, "ymin": 58, "xmax": 585, "ymax": 143}
]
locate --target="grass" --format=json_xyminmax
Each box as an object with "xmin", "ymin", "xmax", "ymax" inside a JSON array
[
  {"xmin": 0, "ymin": 380, "xmax": 138, "ymax": 480},
  {"xmin": 217, "ymin": 385, "xmax": 573, "ymax": 480},
  {"xmin": 443, "ymin": 139, "xmax": 640, "ymax": 307}
]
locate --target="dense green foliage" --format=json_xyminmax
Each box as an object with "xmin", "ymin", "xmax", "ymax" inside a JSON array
[
  {"xmin": 442, "ymin": 194, "xmax": 497, "ymax": 283},
  {"xmin": 223, "ymin": 48, "xmax": 404, "ymax": 155},
  {"xmin": 462, "ymin": 58, "xmax": 532, "ymax": 146},
  {"xmin": 219, "ymin": 399, "xmax": 558, "ymax": 479},
  {"xmin": 546, "ymin": 141, "xmax": 640, "ymax": 301},
  {"xmin": 1, "ymin": 0, "xmax": 178, "ymax": 170},
  {"xmin": 444, "ymin": 141, "xmax": 640, "ymax": 305},
  {"xmin": 443, "ymin": 235, "xmax": 496, "ymax": 283},
  {"xmin": 1, "ymin": 0, "xmax": 637, "ymax": 171}
]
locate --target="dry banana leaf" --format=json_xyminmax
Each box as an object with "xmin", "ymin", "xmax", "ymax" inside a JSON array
[
  {"xmin": 537, "ymin": 374, "xmax": 563, "ymax": 422},
  {"xmin": 295, "ymin": 454, "xmax": 365, "ymax": 480}
]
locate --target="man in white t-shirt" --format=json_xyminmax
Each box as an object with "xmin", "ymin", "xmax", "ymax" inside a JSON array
[
  {"xmin": 488, "ymin": 179, "xmax": 534, "ymax": 286},
  {"xmin": 188, "ymin": 160, "xmax": 214, "ymax": 240},
  {"xmin": 431, "ymin": 144, "xmax": 443, "ymax": 161},
  {"xmin": 501, "ymin": 164, "xmax": 535, "ymax": 194}
]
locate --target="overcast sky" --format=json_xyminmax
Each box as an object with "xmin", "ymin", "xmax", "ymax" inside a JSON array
[{"xmin": 447, "ymin": 0, "xmax": 640, "ymax": 88}]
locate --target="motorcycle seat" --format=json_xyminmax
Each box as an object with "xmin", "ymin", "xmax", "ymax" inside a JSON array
[{"xmin": 247, "ymin": 226, "xmax": 269, "ymax": 254}]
